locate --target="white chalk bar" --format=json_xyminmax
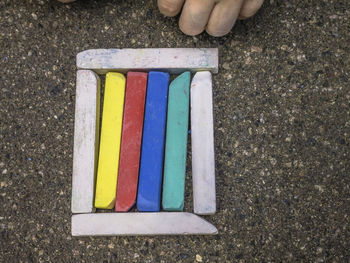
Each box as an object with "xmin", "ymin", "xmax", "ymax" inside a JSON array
[
  {"xmin": 72, "ymin": 70, "xmax": 100, "ymax": 213},
  {"xmin": 71, "ymin": 212, "xmax": 217, "ymax": 236},
  {"xmin": 77, "ymin": 48, "xmax": 218, "ymax": 74},
  {"xmin": 191, "ymin": 71, "xmax": 216, "ymax": 215}
]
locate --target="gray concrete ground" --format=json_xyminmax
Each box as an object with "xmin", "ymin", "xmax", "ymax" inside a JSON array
[{"xmin": 1, "ymin": 0, "xmax": 350, "ymax": 262}]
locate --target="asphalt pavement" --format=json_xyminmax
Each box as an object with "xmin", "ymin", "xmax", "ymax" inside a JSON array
[{"xmin": 1, "ymin": 0, "xmax": 349, "ymax": 262}]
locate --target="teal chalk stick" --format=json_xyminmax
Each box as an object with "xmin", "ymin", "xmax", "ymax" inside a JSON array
[{"xmin": 162, "ymin": 72, "xmax": 191, "ymax": 211}]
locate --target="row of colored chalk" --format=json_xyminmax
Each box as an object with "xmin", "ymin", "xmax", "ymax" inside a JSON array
[
  {"xmin": 94, "ymin": 71, "xmax": 190, "ymax": 212},
  {"xmin": 94, "ymin": 71, "xmax": 215, "ymax": 214}
]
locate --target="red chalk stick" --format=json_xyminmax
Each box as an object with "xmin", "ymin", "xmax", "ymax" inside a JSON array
[{"xmin": 115, "ymin": 72, "xmax": 147, "ymax": 212}]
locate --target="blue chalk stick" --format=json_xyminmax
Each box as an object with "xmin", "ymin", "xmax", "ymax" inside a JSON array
[{"xmin": 137, "ymin": 71, "xmax": 170, "ymax": 212}]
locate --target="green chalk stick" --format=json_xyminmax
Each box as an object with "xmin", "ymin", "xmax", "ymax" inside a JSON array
[{"xmin": 162, "ymin": 72, "xmax": 191, "ymax": 211}]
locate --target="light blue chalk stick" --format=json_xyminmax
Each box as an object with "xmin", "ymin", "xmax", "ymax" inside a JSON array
[
  {"xmin": 137, "ymin": 71, "xmax": 170, "ymax": 212},
  {"xmin": 162, "ymin": 72, "xmax": 191, "ymax": 211}
]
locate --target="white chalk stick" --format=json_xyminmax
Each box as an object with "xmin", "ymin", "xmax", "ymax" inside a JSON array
[
  {"xmin": 71, "ymin": 212, "xmax": 217, "ymax": 236},
  {"xmin": 191, "ymin": 71, "xmax": 216, "ymax": 215},
  {"xmin": 77, "ymin": 48, "xmax": 218, "ymax": 74},
  {"xmin": 71, "ymin": 70, "xmax": 100, "ymax": 213}
]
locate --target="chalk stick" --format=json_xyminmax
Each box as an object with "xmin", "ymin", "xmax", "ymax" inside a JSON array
[
  {"xmin": 162, "ymin": 72, "xmax": 191, "ymax": 211},
  {"xmin": 77, "ymin": 48, "xmax": 218, "ymax": 74},
  {"xmin": 191, "ymin": 72, "xmax": 216, "ymax": 215},
  {"xmin": 115, "ymin": 72, "xmax": 148, "ymax": 212},
  {"xmin": 71, "ymin": 70, "xmax": 100, "ymax": 214},
  {"xmin": 72, "ymin": 212, "xmax": 217, "ymax": 236},
  {"xmin": 137, "ymin": 71, "xmax": 169, "ymax": 212},
  {"xmin": 94, "ymin": 73, "xmax": 125, "ymax": 209}
]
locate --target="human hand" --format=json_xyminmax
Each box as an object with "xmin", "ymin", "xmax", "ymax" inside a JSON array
[
  {"xmin": 58, "ymin": 0, "xmax": 263, "ymax": 37},
  {"xmin": 158, "ymin": 0, "xmax": 264, "ymax": 36}
]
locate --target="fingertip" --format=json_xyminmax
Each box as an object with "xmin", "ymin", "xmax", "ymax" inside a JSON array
[
  {"xmin": 158, "ymin": 0, "xmax": 184, "ymax": 17},
  {"xmin": 178, "ymin": 0, "xmax": 215, "ymax": 36},
  {"xmin": 238, "ymin": 0, "xmax": 264, "ymax": 19},
  {"xmin": 179, "ymin": 18, "xmax": 204, "ymax": 36},
  {"xmin": 206, "ymin": 20, "xmax": 236, "ymax": 37},
  {"xmin": 205, "ymin": 27, "xmax": 232, "ymax": 37},
  {"xmin": 205, "ymin": 0, "xmax": 242, "ymax": 37}
]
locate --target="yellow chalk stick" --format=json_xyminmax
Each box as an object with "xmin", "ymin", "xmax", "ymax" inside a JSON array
[{"xmin": 95, "ymin": 72, "xmax": 126, "ymax": 209}]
